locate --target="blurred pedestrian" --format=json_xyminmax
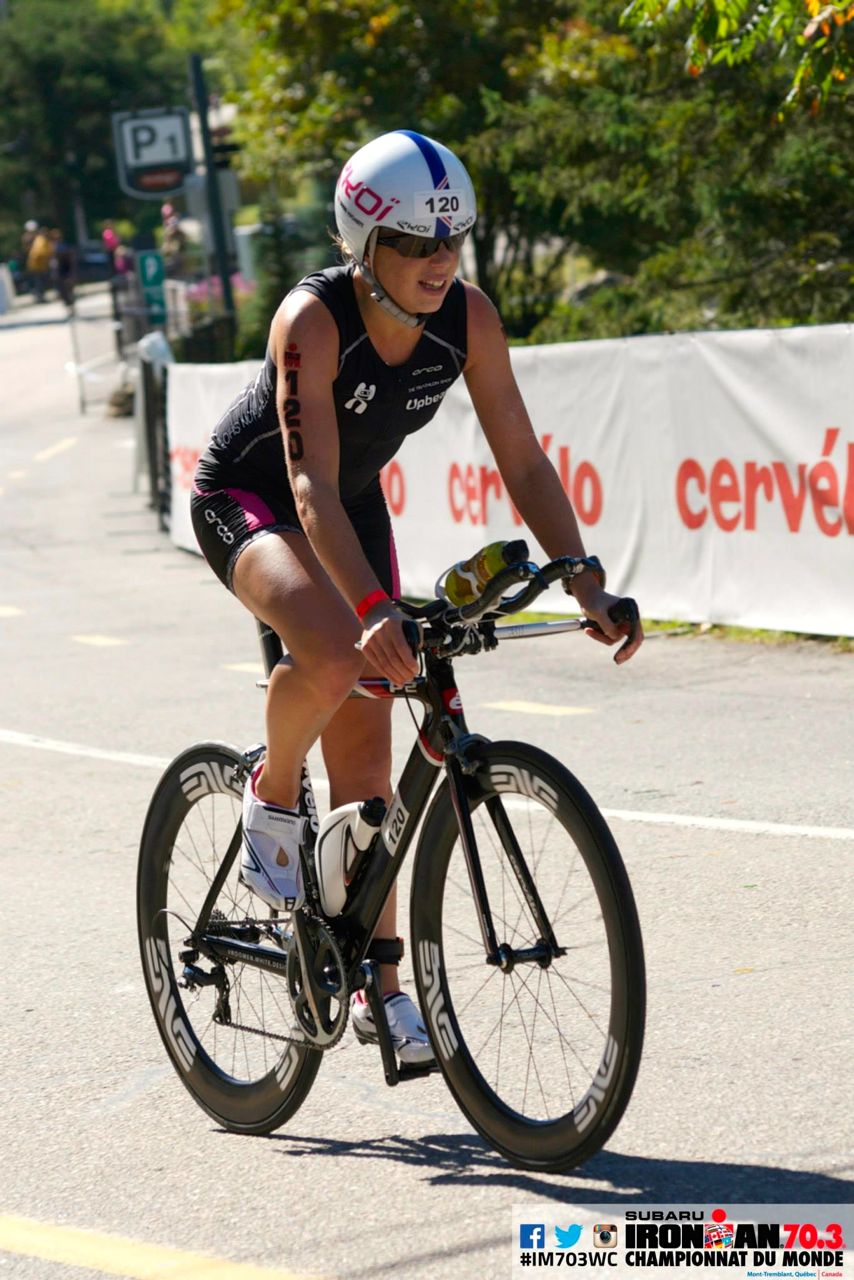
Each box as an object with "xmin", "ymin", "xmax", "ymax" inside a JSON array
[
  {"xmin": 161, "ymin": 202, "xmax": 187, "ymax": 278},
  {"xmin": 102, "ymin": 220, "xmax": 120, "ymax": 257},
  {"xmin": 26, "ymin": 226, "xmax": 53, "ymax": 302},
  {"xmin": 21, "ymin": 219, "xmax": 38, "ymax": 257},
  {"xmin": 50, "ymin": 229, "xmax": 76, "ymax": 310},
  {"xmin": 20, "ymin": 219, "xmax": 38, "ymax": 293},
  {"xmin": 113, "ymin": 241, "xmax": 134, "ymax": 279}
]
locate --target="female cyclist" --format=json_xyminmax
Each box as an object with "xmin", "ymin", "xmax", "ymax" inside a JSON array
[{"xmin": 191, "ymin": 129, "xmax": 643, "ymax": 1065}]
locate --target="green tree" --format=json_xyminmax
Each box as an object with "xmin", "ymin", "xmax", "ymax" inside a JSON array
[
  {"xmin": 212, "ymin": 0, "xmax": 852, "ymax": 339},
  {"xmin": 213, "ymin": 0, "xmax": 576, "ymax": 301},
  {"xmin": 478, "ymin": 11, "xmax": 854, "ymax": 337},
  {"xmin": 0, "ymin": 0, "xmax": 185, "ymax": 254},
  {"xmin": 622, "ymin": 0, "xmax": 853, "ymax": 107}
]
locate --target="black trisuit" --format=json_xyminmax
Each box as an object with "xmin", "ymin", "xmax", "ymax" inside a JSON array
[{"xmin": 192, "ymin": 264, "xmax": 468, "ymax": 593}]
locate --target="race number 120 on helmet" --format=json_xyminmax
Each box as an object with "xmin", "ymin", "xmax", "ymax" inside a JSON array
[{"xmin": 334, "ymin": 130, "xmax": 477, "ymax": 267}]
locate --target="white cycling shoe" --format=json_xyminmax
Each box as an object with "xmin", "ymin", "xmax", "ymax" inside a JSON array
[
  {"xmin": 351, "ymin": 991, "xmax": 435, "ymax": 1066},
  {"xmin": 240, "ymin": 766, "xmax": 305, "ymax": 913}
]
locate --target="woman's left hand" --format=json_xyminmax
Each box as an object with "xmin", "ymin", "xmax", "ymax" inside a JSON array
[{"xmin": 576, "ymin": 586, "xmax": 643, "ymax": 665}]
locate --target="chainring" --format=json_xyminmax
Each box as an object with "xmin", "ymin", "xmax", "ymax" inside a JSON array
[{"xmin": 286, "ymin": 913, "xmax": 349, "ymax": 1050}]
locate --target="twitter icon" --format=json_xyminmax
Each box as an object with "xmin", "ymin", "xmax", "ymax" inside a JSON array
[{"xmin": 555, "ymin": 1224, "xmax": 583, "ymax": 1248}]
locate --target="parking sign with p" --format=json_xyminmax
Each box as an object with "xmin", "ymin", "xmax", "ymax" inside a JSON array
[{"xmin": 112, "ymin": 108, "xmax": 192, "ymax": 200}]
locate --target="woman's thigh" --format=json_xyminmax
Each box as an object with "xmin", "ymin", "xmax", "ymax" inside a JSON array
[
  {"xmin": 236, "ymin": 531, "xmax": 394, "ymax": 801},
  {"xmin": 232, "ymin": 529, "xmax": 361, "ymax": 676},
  {"xmin": 229, "ymin": 501, "xmax": 400, "ymax": 795}
]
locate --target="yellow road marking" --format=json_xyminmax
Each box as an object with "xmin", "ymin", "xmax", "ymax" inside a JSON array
[
  {"xmin": 484, "ymin": 700, "xmax": 594, "ymax": 717},
  {"xmin": 70, "ymin": 634, "xmax": 129, "ymax": 647},
  {"xmin": 0, "ymin": 606, "xmax": 24, "ymax": 618},
  {"xmin": 34, "ymin": 436, "xmax": 78, "ymax": 462},
  {"xmin": 223, "ymin": 662, "xmax": 266, "ymax": 674},
  {"xmin": 8, "ymin": 469, "xmax": 28, "ymax": 481},
  {"xmin": 734, "ymin": 967, "xmax": 755, "ymax": 974},
  {"xmin": 0, "ymin": 1214, "xmax": 330, "ymax": 1280}
]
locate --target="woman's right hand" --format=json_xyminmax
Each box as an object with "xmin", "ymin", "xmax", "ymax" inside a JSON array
[{"xmin": 359, "ymin": 600, "xmax": 420, "ymax": 686}]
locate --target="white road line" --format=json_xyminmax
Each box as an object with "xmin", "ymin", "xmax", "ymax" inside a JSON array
[
  {"xmin": 0, "ymin": 605, "xmax": 24, "ymax": 618},
  {"xmin": 70, "ymin": 634, "xmax": 129, "ymax": 647},
  {"xmin": 498, "ymin": 797, "xmax": 854, "ymax": 841},
  {"xmin": 484, "ymin": 699, "xmax": 593, "ymax": 716},
  {"xmin": 600, "ymin": 807, "xmax": 854, "ymax": 842},
  {"xmin": 0, "ymin": 729, "xmax": 170, "ymax": 770},
  {"xmin": 34, "ymin": 436, "xmax": 78, "ymax": 463},
  {"xmin": 0, "ymin": 728, "xmax": 850, "ymax": 842}
]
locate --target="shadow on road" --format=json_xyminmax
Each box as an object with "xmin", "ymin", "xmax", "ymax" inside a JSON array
[{"xmin": 262, "ymin": 1129, "xmax": 852, "ymax": 1203}]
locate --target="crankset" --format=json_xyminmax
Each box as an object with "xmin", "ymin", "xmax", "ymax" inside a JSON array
[{"xmin": 286, "ymin": 913, "xmax": 349, "ymax": 1049}]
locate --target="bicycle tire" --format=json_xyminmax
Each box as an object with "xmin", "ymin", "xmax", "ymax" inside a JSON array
[
  {"xmin": 410, "ymin": 740, "xmax": 645, "ymax": 1171},
  {"xmin": 137, "ymin": 741, "xmax": 321, "ymax": 1134}
]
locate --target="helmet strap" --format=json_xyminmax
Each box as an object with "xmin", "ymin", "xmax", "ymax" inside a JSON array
[{"xmin": 361, "ymin": 231, "xmax": 425, "ymax": 329}]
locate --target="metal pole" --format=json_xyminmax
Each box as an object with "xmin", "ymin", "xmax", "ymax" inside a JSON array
[{"xmin": 189, "ymin": 53, "xmax": 234, "ymax": 318}]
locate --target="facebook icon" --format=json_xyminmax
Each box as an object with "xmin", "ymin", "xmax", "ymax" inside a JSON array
[{"xmin": 520, "ymin": 1224, "xmax": 546, "ymax": 1248}]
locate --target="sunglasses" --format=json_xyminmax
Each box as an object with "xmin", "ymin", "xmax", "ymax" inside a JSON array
[{"xmin": 375, "ymin": 229, "xmax": 470, "ymax": 259}]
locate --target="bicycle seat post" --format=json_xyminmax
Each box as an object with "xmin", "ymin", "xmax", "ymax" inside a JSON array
[{"xmin": 255, "ymin": 616, "xmax": 284, "ymax": 679}]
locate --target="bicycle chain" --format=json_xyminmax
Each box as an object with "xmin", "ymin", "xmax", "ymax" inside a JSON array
[{"xmin": 216, "ymin": 1018, "xmax": 307, "ymax": 1048}]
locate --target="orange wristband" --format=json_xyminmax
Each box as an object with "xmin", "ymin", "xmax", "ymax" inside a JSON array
[{"xmin": 355, "ymin": 589, "xmax": 390, "ymax": 622}]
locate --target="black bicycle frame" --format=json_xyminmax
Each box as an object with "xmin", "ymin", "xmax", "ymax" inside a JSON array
[
  {"xmin": 227, "ymin": 622, "xmax": 502, "ymax": 975},
  {"xmin": 194, "ymin": 618, "xmax": 560, "ymax": 984}
]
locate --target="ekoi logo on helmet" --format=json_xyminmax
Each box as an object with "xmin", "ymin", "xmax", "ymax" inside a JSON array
[
  {"xmin": 334, "ymin": 131, "xmax": 477, "ymax": 268},
  {"xmin": 337, "ymin": 163, "xmax": 400, "ymax": 224}
]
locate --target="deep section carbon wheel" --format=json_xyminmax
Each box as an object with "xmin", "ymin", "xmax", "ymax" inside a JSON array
[
  {"xmin": 410, "ymin": 741, "xmax": 645, "ymax": 1171},
  {"xmin": 137, "ymin": 742, "xmax": 320, "ymax": 1133}
]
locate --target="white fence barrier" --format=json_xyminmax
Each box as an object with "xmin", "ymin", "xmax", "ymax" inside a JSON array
[
  {"xmin": 0, "ymin": 264, "xmax": 15, "ymax": 315},
  {"xmin": 167, "ymin": 323, "xmax": 854, "ymax": 636}
]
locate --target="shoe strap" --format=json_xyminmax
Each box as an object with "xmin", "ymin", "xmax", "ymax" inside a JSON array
[
  {"xmin": 365, "ymin": 936, "xmax": 404, "ymax": 965},
  {"xmin": 245, "ymin": 801, "xmax": 306, "ymax": 845}
]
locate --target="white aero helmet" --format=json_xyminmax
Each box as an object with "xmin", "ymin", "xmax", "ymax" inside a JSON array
[{"xmin": 335, "ymin": 130, "xmax": 477, "ymax": 326}]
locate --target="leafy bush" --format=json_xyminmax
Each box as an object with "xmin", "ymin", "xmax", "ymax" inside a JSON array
[{"xmin": 233, "ymin": 194, "xmax": 337, "ymax": 360}]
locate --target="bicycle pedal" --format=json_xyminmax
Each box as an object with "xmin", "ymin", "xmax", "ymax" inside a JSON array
[{"xmin": 397, "ymin": 1062, "xmax": 440, "ymax": 1082}]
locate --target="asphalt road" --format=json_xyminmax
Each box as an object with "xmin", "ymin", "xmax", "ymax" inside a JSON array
[{"xmin": 1, "ymin": 294, "xmax": 852, "ymax": 1280}]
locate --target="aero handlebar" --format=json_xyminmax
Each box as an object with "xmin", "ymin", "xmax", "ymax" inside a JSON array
[
  {"xmin": 397, "ymin": 556, "xmax": 640, "ymax": 659},
  {"xmin": 401, "ymin": 556, "xmax": 593, "ymax": 625}
]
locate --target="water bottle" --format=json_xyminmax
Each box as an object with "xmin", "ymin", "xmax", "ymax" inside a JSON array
[
  {"xmin": 315, "ymin": 796, "xmax": 386, "ymax": 917},
  {"xmin": 441, "ymin": 539, "xmax": 529, "ymax": 605}
]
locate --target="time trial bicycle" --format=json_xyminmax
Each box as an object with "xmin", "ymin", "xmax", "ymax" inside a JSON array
[{"xmin": 137, "ymin": 548, "xmax": 645, "ymax": 1172}]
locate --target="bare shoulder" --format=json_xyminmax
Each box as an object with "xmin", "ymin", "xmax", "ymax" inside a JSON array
[
  {"xmin": 462, "ymin": 279, "xmax": 501, "ymax": 329},
  {"xmin": 269, "ymin": 288, "xmax": 339, "ymax": 378},
  {"xmin": 461, "ymin": 279, "xmax": 507, "ymax": 370}
]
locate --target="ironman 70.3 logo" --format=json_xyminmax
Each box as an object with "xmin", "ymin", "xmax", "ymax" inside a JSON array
[
  {"xmin": 513, "ymin": 1203, "xmax": 851, "ymax": 1275},
  {"xmin": 622, "ymin": 1206, "xmax": 846, "ymax": 1267}
]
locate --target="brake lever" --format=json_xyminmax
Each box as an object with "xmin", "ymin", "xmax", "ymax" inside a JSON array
[
  {"xmin": 401, "ymin": 619, "xmax": 422, "ymax": 658},
  {"xmin": 582, "ymin": 598, "xmax": 640, "ymax": 657}
]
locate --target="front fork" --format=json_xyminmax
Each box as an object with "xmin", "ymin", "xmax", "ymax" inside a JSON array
[
  {"xmin": 445, "ymin": 752, "xmax": 501, "ymax": 960},
  {"xmin": 445, "ymin": 741, "xmax": 565, "ymax": 973},
  {"xmin": 418, "ymin": 654, "xmax": 564, "ymax": 973}
]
